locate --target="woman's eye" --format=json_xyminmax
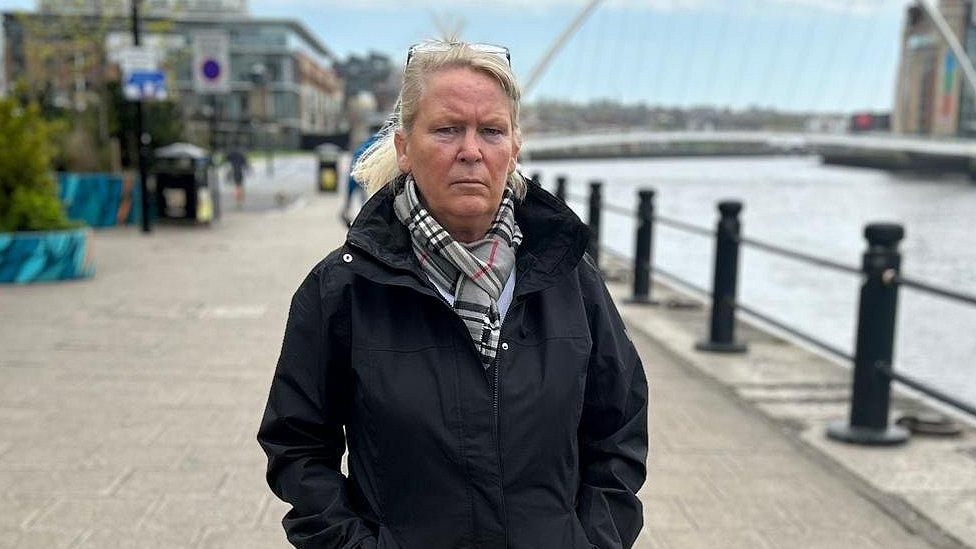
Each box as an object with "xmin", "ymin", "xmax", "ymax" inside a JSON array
[
  {"xmin": 436, "ymin": 127, "xmax": 459, "ymax": 135},
  {"xmin": 481, "ymin": 128, "xmax": 503, "ymax": 137}
]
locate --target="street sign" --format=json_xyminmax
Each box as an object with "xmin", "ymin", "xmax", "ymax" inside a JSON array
[
  {"xmin": 119, "ymin": 46, "xmax": 158, "ymax": 72},
  {"xmin": 192, "ymin": 31, "xmax": 230, "ymax": 94},
  {"xmin": 124, "ymin": 71, "xmax": 168, "ymax": 101},
  {"xmin": 117, "ymin": 45, "xmax": 166, "ymax": 101}
]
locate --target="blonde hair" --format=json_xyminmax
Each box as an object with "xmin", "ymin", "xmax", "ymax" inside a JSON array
[{"xmin": 351, "ymin": 40, "xmax": 526, "ymax": 199}]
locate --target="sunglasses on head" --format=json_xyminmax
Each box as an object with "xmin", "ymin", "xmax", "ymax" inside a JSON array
[{"xmin": 405, "ymin": 42, "xmax": 511, "ymax": 68}]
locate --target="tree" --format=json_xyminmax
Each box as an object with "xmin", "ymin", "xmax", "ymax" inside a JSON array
[
  {"xmin": 0, "ymin": 96, "xmax": 74, "ymax": 232},
  {"xmin": 13, "ymin": 1, "xmax": 183, "ymax": 171}
]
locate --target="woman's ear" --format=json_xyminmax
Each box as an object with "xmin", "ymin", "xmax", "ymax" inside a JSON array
[
  {"xmin": 509, "ymin": 141, "xmax": 521, "ymax": 174},
  {"xmin": 394, "ymin": 130, "xmax": 411, "ymax": 173}
]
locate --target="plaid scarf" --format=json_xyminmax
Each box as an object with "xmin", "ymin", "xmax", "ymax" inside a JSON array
[{"xmin": 394, "ymin": 175, "xmax": 523, "ymax": 369}]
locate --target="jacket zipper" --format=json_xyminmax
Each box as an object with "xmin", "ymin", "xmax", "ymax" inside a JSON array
[{"xmin": 490, "ymin": 297, "xmax": 521, "ymax": 548}]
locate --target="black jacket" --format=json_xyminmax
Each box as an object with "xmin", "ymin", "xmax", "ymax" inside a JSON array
[{"xmin": 258, "ymin": 182, "xmax": 648, "ymax": 549}]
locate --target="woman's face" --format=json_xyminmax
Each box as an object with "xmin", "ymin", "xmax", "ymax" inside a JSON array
[{"xmin": 395, "ymin": 67, "xmax": 519, "ymax": 241}]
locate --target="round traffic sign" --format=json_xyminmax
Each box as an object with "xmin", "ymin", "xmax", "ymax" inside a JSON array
[{"xmin": 202, "ymin": 59, "xmax": 221, "ymax": 81}]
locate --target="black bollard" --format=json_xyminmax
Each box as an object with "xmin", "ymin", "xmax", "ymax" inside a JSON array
[
  {"xmin": 627, "ymin": 189, "xmax": 658, "ymax": 305},
  {"xmin": 530, "ymin": 172, "xmax": 541, "ymax": 186},
  {"xmin": 556, "ymin": 176, "xmax": 567, "ymax": 203},
  {"xmin": 587, "ymin": 181, "xmax": 603, "ymax": 267},
  {"xmin": 696, "ymin": 201, "xmax": 747, "ymax": 353},
  {"xmin": 827, "ymin": 224, "xmax": 909, "ymax": 445}
]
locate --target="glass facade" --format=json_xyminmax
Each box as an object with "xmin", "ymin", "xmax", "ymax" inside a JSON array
[{"xmin": 165, "ymin": 19, "xmax": 340, "ymax": 149}]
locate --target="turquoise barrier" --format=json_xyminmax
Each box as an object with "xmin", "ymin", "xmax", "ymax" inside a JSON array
[
  {"xmin": 0, "ymin": 228, "xmax": 94, "ymax": 283},
  {"xmin": 58, "ymin": 173, "xmax": 142, "ymax": 228}
]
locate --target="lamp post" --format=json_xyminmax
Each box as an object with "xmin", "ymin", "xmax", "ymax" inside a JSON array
[
  {"xmin": 249, "ymin": 63, "xmax": 273, "ymax": 176},
  {"xmin": 131, "ymin": 0, "xmax": 151, "ymax": 233}
]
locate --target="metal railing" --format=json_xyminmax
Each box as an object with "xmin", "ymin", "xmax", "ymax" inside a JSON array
[{"xmin": 538, "ymin": 173, "xmax": 976, "ymax": 445}]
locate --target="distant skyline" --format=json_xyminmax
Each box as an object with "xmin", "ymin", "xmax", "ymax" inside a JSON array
[{"xmin": 1, "ymin": 0, "xmax": 919, "ymax": 113}]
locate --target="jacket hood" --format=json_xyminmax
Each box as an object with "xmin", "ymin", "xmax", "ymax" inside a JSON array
[{"xmin": 345, "ymin": 178, "xmax": 591, "ymax": 296}]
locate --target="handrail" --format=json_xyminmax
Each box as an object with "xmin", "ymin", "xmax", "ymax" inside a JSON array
[
  {"xmin": 564, "ymin": 191, "xmax": 588, "ymax": 203},
  {"xmin": 651, "ymin": 265, "xmax": 711, "ymax": 297},
  {"xmin": 893, "ymin": 274, "xmax": 976, "ymax": 307},
  {"xmin": 603, "ymin": 203, "xmax": 635, "ymax": 217},
  {"xmin": 876, "ymin": 363, "xmax": 976, "ymax": 418},
  {"xmin": 650, "ymin": 265, "xmax": 855, "ymax": 363},
  {"xmin": 563, "ymin": 191, "xmax": 974, "ymax": 306},
  {"xmin": 653, "ymin": 214, "xmax": 714, "ymax": 238},
  {"xmin": 734, "ymin": 234, "xmax": 862, "ymax": 276}
]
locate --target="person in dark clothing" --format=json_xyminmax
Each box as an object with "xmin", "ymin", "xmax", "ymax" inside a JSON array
[
  {"xmin": 224, "ymin": 149, "xmax": 250, "ymax": 208},
  {"xmin": 258, "ymin": 39, "xmax": 648, "ymax": 549}
]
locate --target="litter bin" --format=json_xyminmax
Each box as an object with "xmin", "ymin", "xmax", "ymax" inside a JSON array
[
  {"xmin": 154, "ymin": 143, "xmax": 214, "ymax": 223},
  {"xmin": 316, "ymin": 143, "xmax": 341, "ymax": 193}
]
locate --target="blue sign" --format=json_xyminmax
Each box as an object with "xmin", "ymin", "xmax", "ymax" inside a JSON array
[
  {"xmin": 124, "ymin": 70, "xmax": 168, "ymax": 101},
  {"xmin": 202, "ymin": 59, "xmax": 221, "ymax": 81}
]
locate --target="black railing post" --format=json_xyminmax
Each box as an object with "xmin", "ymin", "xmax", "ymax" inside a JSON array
[
  {"xmin": 628, "ymin": 189, "xmax": 657, "ymax": 305},
  {"xmin": 555, "ymin": 175, "xmax": 567, "ymax": 203},
  {"xmin": 587, "ymin": 181, "xmax": 602, "ymax": 266},
  {"xmin": 696, "ymin": 201, "xmax": 747, "ymax": 353},
  {"xmin": 827, "ymin": 224, "xmax": 909, "ymax": 445}
]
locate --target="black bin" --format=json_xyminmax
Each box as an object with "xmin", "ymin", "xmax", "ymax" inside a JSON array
[{"xmin": 153, "ymin": 143, "xmax": 214, "ymax": 223}]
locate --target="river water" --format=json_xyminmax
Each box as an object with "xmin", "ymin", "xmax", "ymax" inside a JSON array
[{"xmin": 524, "ymin": 156, "xmax": 976, "ymax": 408}]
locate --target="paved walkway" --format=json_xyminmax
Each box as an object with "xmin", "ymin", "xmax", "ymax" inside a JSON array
[{"xmin": 0, "ymin": 187, "xmax": 935, "ymax": 547}]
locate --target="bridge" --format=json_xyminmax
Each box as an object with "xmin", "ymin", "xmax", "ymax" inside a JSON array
[{"xmin": 521, "ymin": 131, "xmax": 976, "ymax": 174}]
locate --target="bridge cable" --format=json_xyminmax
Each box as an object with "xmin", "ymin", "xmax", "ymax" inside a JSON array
[
  {"xmin": 837, "ymin": 7, "xmax": 882, "ymax": 112},
  {"xmin": 815, "ymin": 0, "xmax": 854, "ymax": 114},
  {"xmin": 631, "ymin": 5, "xmax": 651, "ymax": 109},
  {"xmin": 612, "ymin": 0, "xmax": 631, "ymax": 104},
  {"xmin": 595, "ymin": 0, "xmax": 615, "ymax": 101},
  {"xmin": 758, "ymin": 9, "xmax": 789, "ymax": 109},
  {"xmin": 786, "ymin": 9, "xmax": 826, "ymax": 111},
  {"xmin": 871, "ymin": 14, "xmax": 901, "ymax": 111},
  {"xmin": 677, "ymin": 10, "xmax": 705, "ymax": 107},
  {"xmin": 558, "ymin": 10, "xmax": 590, "ymax": 104},
  {"xmin": 704, "ymin": 4, "xmax": 733, "ymax": 110},
  {"xmin": 730, "ymin": 0, "xmax": 760, "ymax": 110},
  {"xmin": 580, "ymin": 5, "xmax": 609, "ymax": 104},
  {"xmin": 650, "ymin": 8, "xmax": 676, "ymax": 107},
  {"xmin": 523, "ymin": 0, "xmax": 604, "ymax": 97},
  {"xmin": 568, "ymin": 6, "xmax": 598, "ymax": 103}
]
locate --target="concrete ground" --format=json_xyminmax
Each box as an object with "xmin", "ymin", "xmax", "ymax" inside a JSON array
[{"xmin": 0, "ymin": 170, "xmax": 943, "ymax": 547}]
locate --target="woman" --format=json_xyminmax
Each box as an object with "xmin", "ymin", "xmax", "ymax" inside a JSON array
[{"xmin": 258, "ymin": 40, "xmax": 648, "ymax": 549}]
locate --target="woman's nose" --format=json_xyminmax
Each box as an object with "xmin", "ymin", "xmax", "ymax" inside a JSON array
[{"xmin": 457, "ymin": 130, "xmax": 482, "ymax": 164}]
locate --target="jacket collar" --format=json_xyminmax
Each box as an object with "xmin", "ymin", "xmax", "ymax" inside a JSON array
[{"xmin": 345, "ymin": 179, "xmax": 591, "ymax": 298}]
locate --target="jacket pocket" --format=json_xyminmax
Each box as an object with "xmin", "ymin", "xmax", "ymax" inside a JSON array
[{"xmin": 355, "ymin": 345, "xmax": 472, "ymax": 547}]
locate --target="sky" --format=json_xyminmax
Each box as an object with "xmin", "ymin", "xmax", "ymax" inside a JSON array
[{"xmin": 1, "ymin": 0, "xmax": 918, "ymax": 113}]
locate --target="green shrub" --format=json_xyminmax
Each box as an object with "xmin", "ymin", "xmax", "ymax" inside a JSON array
[{"xmin": 0, "ymin": 96, "xmax": 75, "ymax": 232}]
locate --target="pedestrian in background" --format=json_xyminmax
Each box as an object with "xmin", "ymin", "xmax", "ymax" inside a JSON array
[
  {"xmin": 258, "ymin": 39, "xmax": 648, "ymax": 549},
  {"xmin": 224, "ymin": 148, "xmax": 250, "ymax": 208},
  {"xmin": 340, "ymin": 130, "xmax": 381, "ymax": 228}
]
